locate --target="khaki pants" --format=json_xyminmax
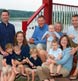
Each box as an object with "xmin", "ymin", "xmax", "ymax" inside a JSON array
[
  {"xmin": 37, "ymin": 64, "xmax": 69, "ymax": 81},
  {"xmin": 0, "ymin": 54, "xmax": 3, "ymax": 70}
]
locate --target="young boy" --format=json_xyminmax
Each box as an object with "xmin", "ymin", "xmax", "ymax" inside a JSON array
[
  {"xmin": 1, "ymin": 43, "xmax": 15, "ymax": 81},
  {"xmin": 12, "ymin": 45, "xmax": 27, "ymax": 76},
  {"xmin": 42, "ymin": 25, "xmax": 60, "ymax": 52},
  {"xmin": 26, "ymin": 47, "xmax": 42, "ymax": 81},
  {"xmin": 46, "ymin": 40, "xmax": 63, "ymax": 76}
]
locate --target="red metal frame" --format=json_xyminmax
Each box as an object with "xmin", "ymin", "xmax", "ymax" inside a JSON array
[
  {"xmin": 53, "ymin": 3, "xmax": 78, "ymax": 8},
  {"xmin": 43, "ymin": 0, "xmax": 52, "ymax": 24},
  {"xmin": 22, "ymin": 0, "xmax": 78, "ymax": 34},
  {"xmin": 22, "ymin": 3, "xmax": 46, "ymax": 34}
]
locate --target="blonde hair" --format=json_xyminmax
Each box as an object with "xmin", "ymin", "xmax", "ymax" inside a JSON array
[
  {"xmin": 5, "ymin": 43, "xmax": 13, "ymax": 49},
  {"xmin": 30, "ymin": 47, "xmax": 38, "ymax": 55}
]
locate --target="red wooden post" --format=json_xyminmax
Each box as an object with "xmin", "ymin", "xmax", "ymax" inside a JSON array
[
  {"xmin": 43, "ymin": 0, "xmax": 52, "ymax": 24},
  {"xmin": 22, "ymin": 20, "xmax": 28, "ymax": 34}
]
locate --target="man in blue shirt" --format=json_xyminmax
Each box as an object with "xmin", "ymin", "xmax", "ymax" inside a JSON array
[
  {"xmin": 0, "ymin": 10, "xmax": 15, "ymax": 71},
  {"xmin": 29, "ymin": 15, "xmax": 48, "ymax": 48}
]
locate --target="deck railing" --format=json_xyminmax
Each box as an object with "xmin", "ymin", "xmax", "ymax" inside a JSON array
[
  {"xmin": 22, "ymin": 2, "xmax": 78, "ymax": 40},
  {"xmin": 52, "ymin": 3, "xmax": 78, "ymax": 32}
]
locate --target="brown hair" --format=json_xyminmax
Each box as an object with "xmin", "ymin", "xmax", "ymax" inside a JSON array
[
  {"xmin": 14, "ymin": 31, "xmax": 28, "ymax": 45},
  {"xmin": 0, "ymin": 9, "xmax": 9, "ymax": 15},
  {"xmin": 59, "ymin": 35, "xmax": 71, "ymax": 50},
  {"xmin": 5, "ymin": 43, "xmax": 13, "ymax": 49}
]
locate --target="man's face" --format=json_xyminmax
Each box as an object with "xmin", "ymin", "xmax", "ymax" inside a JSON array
[
  {"xmin": 37, "ymin": 17, "xmax": 45, "ymax": 28},
  {"xmin": 72, "ymin": 17, "xmax": 78, "ymax": 28},
  {"xmin": 55, "ymin": 23, "xmax": 62, "ymax": 32},
  {"xmin": 1, "ymin": 12, "xmax": 9, "ymax": 23}
]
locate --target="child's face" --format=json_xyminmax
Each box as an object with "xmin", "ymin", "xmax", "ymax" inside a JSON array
[
  {"xmin": 52, "ymin": 42, "xmax": 58, "ymax": 50},
  {"xmin": 6, "ymin": 48, "xmax": 13, "ymax": 54},
  {"xmin": 49, "ymin": 25, "xmax": 55, "ymax": 32},
  {"xmin": 31, "ymin": 52, "xmax": 37, "ymax": 57},
  {"xmin": 14, "ymin": 48, "xmax": 21, "ymax": 55}
]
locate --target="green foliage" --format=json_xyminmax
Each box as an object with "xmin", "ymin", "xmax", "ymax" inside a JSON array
[{"xmin": 0, "ymin": 9, "xmax": 34, "ymax": 18}]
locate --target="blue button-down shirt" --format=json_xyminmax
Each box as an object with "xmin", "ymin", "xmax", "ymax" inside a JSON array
[
  {"xmin": 67, "ymin": 26, "xmax": 78, "ymax": 44},
  {"xmin": 32, "ymin": 24, "xmax": 48, "ymax": 45},
  {"xmin": 0, "ymin": 22, "xmax": 15, "ymax": 50}
]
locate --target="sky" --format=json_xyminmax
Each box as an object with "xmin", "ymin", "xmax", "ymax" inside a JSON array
[{"xmin": 0, "ymin": 0, "xmax": 78, "ymax": 11}]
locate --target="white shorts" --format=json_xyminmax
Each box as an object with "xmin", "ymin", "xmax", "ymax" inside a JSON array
[{"xmin": 2, "ymin": 65, "xmax": 12, "ymax": 75}]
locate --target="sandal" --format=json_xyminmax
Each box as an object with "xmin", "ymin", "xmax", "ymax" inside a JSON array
[
  {"xmin": 53, "ymin": 73, "xmax": 63, "ymax": 77},
  {"xmin": 69, "ymin": 75, "xmax": 78, "ymax": 80},
  {"xmin": 50, "ymin": 72, "xmax": 55, "ymax": 77}
]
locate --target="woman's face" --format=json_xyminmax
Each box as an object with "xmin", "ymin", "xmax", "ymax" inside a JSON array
[
  {"xmin": 16, "ymin": 33, "xmax": 24, "ymax": 44},
  {"xmin": 60, "ymin": 37, "xmax": 68, "ymax": 48}
]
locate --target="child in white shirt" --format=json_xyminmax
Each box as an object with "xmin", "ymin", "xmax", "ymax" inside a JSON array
[{"xmin": 42, "ymin": 25, "xmax": 60, "ymax": 52}]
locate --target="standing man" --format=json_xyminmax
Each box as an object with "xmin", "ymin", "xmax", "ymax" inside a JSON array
[
  {"xmin": 29, "ymin": 15, "xmax": 48, "ymax": 49},
  {"xmin": 0, "ymin": 10, "xmax": 15, "ymax": 72}
]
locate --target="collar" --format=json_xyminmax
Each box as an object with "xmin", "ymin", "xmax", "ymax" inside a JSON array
[{"xmin": 1, "ymin": 21, "xmax": 9, "ymax": 27}]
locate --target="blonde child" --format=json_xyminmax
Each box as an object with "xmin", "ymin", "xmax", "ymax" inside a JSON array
[
  {"xmin": 46, "ymin": 40, "xmax": 63, "ymax": 76},
  {"xmin": 42, "ymin": 25, "xmax": 60, "ymax": 52},
  {"xmin": 26, "ymin": 47, "xmax": 42, "ymax": 81},
  {"xmin": 1, "ymin": 43, "xmax": 14, "ymax": 81}
]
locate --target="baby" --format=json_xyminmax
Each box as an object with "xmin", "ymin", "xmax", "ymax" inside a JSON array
[{"xmin": 42, "ymin": 25, "xmax": 60, "ymax": 52}]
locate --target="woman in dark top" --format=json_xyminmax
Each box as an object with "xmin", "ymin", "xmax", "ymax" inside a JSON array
[
  {"xmin": 14, "ymin": 31, "xmax": 30, "ymax": 58},
  {"xmin": 8, "ymin": 31, "xmax": 30, "ymax": 81}
]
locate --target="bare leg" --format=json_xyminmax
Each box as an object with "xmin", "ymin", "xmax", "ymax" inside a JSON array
[
  {"xmin": 25, "ymin": 68, "xmax": 30, "ymax": 81},
  {"xmin": 56, "ymin": 65, "xmax": 62, "ymax": 74},
  {"xmin": 31, "ymin": 70, "xmax": 35, "ymax": 81},
  {"xmin": 4, "ymin": 75, "xmax": 8, "ymax": 81},
  {"xmin": 0, "ymin": 73, "xmax": 4, "ymax": 81},
  {"xmin": 12, "ymin": 66, "xmax": 19, "ymax": 74},
  {"xmin": 73, "ymin": 67, "xmax": 78, "ymax": 76},
  {"xmin": 18, "ymin": 65, "xmax": 26, "ymax": 76},
  {"xmin": 8, "ymin": 71, "xmax": 16, "ymax": 81},
  {"xmin": 49, "ymin": 63, "xmax": 54, "ymax": 74}
]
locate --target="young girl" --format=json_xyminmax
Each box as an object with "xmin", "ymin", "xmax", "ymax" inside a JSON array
[
  {"xmin": 42, "ymin": 25, "xmax": 60, "ymax": 52},
  {"xmin": 26, "ymin": 47, "xmax": 42, "ymax": 81}
]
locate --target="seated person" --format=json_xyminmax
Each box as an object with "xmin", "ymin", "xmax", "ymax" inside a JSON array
[
  {"xmin": 12, "ymin": 45, "xmax": 27, "ymax": 76},
  {"xmin": 45, "ymin": 40, "xmax": 62, "ymax": 76},
  {"xmin": 42, "ymin": 25, "xmax": 60, "ymax": 52},
  {"xmin": 29, "ymin": 15, "xmax": 48, "ymax": 49},
  {"xmin": 25, "ymin": 47, "xmax": 42, "ymax": 81},
  {"xmin": 1, "ymin": 43, "xmax": 15, "ymax": 81}
]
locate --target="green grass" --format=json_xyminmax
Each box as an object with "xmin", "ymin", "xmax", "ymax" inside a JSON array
[{"xmin": 15, "ymin": 76, "xmax": 39, "ymax": 81}]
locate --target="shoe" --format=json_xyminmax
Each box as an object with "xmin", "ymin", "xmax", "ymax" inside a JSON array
[{"xmin": 69, "ymin": 75, "xmax": 78, "ymax": 80}]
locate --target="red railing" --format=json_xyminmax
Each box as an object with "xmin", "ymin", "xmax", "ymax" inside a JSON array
[
  {"xmin": 22, "ymin": 4, "xmax": 46, "ymax": 35},
  {"xmin": 22, "ymin": 0, "xmax": 78, "ymax": 40}
]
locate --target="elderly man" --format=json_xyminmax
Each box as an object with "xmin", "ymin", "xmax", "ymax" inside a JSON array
[{"xmin": 54, "ymin": 22, "xmax": 63, "ymax": 37}]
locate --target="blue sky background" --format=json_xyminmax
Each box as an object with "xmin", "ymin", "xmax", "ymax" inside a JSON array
[{"xmin": 0, "ymin": 0, "xmax": 78, "ymax": 11}]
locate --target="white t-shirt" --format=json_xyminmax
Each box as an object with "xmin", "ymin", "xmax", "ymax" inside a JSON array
[
  {"xmin": 42, "ymin": 31, "xmax": 60, "ymax": 42},
  {"xmin": 48, "ymin": 48, "xmax": 62, "ymax": 60}
]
